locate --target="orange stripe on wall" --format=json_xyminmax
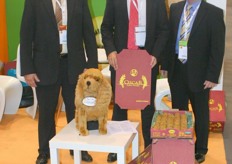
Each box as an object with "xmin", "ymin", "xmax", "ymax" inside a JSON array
[{"xmin": 0, "ymin": 0, "xmax": 9, "ymax": 62}]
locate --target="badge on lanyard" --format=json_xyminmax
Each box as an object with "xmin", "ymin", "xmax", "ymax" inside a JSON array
[
  {"xmin": 178, "ymin": 40, "xmax": 188, "ymax": 60},
  {"xmin": 59, "ymin": 25, "xmax": 67, "ymax": 44},
  {"xmin": 135, "ymin": 26, "xmax": 146, "ymax": 47}
]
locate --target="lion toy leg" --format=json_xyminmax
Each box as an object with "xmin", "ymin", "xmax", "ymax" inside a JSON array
[
  {"xmin": 78, "ymin": 108, "xmax": 89, "ymax": 136},
  {"xmin": 75, "ymin": 109, "xmax": 79, "ymax": 129},
  {"xmin": 98, "ymin": 115, "xmax": 107, "ymax": 135}
]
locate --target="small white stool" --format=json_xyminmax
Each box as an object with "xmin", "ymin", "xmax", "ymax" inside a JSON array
[
  {"xmin": 49, "ymin": 120, "xmax": 139, "ymax": 164},
  {"xmin": 0, "ymin": 75, "xmax": 22, "ymax": 121},
  {"xmin": 155, "ymin": 78, "xmax": 171, "ymax": 110}
]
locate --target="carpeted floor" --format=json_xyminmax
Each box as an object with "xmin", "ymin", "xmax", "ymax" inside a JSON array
[{"xmin": 0, "ymin": 107, "xmax": 227, "ymax": 164}]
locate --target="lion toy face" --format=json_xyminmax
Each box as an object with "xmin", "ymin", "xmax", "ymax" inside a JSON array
[{"xmin": 75, "ymin": 68, "xmax": 112, "ymax": 136}]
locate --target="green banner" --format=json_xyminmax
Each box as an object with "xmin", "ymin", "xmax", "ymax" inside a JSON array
[{"xmin": 5, "ymin": 0, "xmax": 106, "ymax": 61}]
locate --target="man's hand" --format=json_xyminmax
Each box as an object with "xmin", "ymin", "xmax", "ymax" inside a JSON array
[
  {"xmin": 150, "ymin": 56, "xmax": 157, "ymax": 68},
  {"xmin": 160, "ymin": 70, "xmax": 168, "ymax": 78},
  {"xmin": 204, "ymin": 80, "xmax": 217, "ymax": 89},
  {"xmin": 24, "ymin": 73, "xmax": 40, "ymax": 87},
  {"xmin": 108, "ymin": 51, "xmax": 118, "ymax": 70}
]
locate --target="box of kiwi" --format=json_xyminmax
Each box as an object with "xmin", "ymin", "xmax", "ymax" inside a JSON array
[{"xmin": 150, "ymin": 110, "xmax": 194, "ymax": 138}]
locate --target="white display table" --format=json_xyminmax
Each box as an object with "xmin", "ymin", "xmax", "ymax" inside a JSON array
[{"xmin": 49, "ymin": 120, "xmax": 139, "ymax": 164}]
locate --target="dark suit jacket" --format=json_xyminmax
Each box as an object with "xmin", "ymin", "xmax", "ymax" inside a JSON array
[
  {"xmin": 164, "ymin": 0, "xmax": 225, "ymax": 92},
  {"xmin": 101, "ymin": 0, "xmax": 169, "ymax": 67},
  {"xmin": 20, "ymin": 0, "xmax": 98, "ymax": 85}
]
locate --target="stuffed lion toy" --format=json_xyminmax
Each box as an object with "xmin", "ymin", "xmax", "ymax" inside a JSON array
[{"xmin": 75, "ymin": 68, "xmax": 112, "ymax": 136}]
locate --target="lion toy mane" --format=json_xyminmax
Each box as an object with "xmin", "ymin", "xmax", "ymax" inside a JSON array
[{"xmin": 75, "ymin": 68, "xmax": 112, "ymax": 136}]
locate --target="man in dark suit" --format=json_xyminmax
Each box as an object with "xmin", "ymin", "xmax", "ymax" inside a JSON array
[
  {"xmin": 163, "ymin": 0, "xmax": 225, "ymax": 163},
  {"xmin": 20, "ymin": 0, "xmax": 98, "ymax": 163},
  {"xmin": 101, "ymin": 0, "xmax": 169, "ymax": 162}
]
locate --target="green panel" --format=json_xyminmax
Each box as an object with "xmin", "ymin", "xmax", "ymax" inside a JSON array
[
  {"xmin": 5, "ymin": 0, "xmax": 106, "ymax": 61},
  {"xmin": 88, "ymin": 0, "xmax": 106, "ymax": 17},
  {"xmin": 6, "ymin": 0, "xmax": 25, "ymax": 61}
]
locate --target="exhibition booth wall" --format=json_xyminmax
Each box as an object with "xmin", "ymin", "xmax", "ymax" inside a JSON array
[
  {"xmin": 0, "ymin": 0, "xmax": 8, "ymax": 62},
  {"xmin": 0, "ymin": 0, "xmax": 227, "ymax": 90},
  {"xmin": 2, "ymin": 0, "xmax": 105, "ymax": 62},
  {"xmin": 1, "ymin": 0, "xmax": 226, "ymax": 60}
]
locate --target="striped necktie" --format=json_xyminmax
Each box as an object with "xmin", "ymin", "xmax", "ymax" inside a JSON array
[
  {"xmin": 127, "ymin": 0, "xmax": 139, "ymax": 50},
  {"xmin": 55, "ymin": 0, "xmax": 62, "ymax": 25},
  {"xmin": 55, "ymin": 0, "xmax": 63, "ymax": 52},
  {"xmin": 179, "ymin": 5, "xmax": 192, "ymax": 63}
]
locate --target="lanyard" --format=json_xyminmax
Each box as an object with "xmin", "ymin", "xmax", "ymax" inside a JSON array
[
  {"xmin": 182, "ymin": 2, "xmax": 200, "ymax": 40},
  {"xmin": 55, "ymin": 0, "xmax": 67, "ymax": 25},
  {"xmin": 132, "ymin": 0, "xmax": 138, "ymax": 11},
  {"xmin": 55, "ymin": 0, "xmax": 65, "ymax": 12},
  {"xmin": 183, "ymin": 2, "xmax": 200, "ymax": 30},
  {"xmin": 128, "ymin": 0, "xmax": 146, "ymax": 26}
]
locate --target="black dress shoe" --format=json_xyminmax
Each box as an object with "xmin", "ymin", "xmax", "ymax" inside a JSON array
[
  {"xmin": 107, "ymin": 153, "xmax": 117, "ymax": 162},
  {"xmin": 70, "ymin": 150, "xmax": 73, "ymax": 156},
  {"xmin": 36, "ymin": 153, "xmax": 50, "ymax": 164},
  {"xmin": 70, "ymin": 150, "xmax": 93, "ymax": 162},
  {"xmin": 70, "ymin": 150, "xmax": 92, "ymax": 162},
  {"xmin": 195, "ymin": 153, "xmax": 205, "ymax": 163},
  {"xmin": 81, "ymin": 151, "xmax": 93, "ymax": 162}
]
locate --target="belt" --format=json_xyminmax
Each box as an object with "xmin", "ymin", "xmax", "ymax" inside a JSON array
[{"xmin": 60, "ymin": 53, "xmax": 68, "ymax": 58}]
